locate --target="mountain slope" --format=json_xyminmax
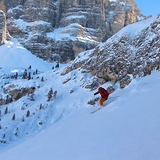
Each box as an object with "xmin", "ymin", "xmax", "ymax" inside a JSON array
[
  {"xmin": 0, "ymin": 13, "xmax": 160, "ymax": 160},
  {"xmin": 62, "ymin": 15, "xmax": 160, "ymax": 88},
  {"xmin": 0, "ymin": 39, "xmax": 95, "ymax": 146},
  {"xmin": 0, "ymin": 38, "xmax": 53, "ymax": 71},
  {"xmin": 0, "ymin": 71, "xmax": 160, "ymax": 160},
  {"xmin": 4, "ymin": 0, "xmax": 144, "ymax": 63}
]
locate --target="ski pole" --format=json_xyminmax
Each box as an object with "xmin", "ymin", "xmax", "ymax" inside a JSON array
[{"xmin": 93, "ymin": 95, "xmax": 95, "ymax": 107}]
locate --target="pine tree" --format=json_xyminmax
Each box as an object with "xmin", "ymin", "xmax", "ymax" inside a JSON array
[
  {"xmin": 28, "ymin": 72, "xmax": 31, "ymax": 80},
  {"xmin": 22, "ymin": 69, "xmax": 27, "ymax": 79},
  {"xmin": 22, "ymin": 116, "xmax": 25, "ymax": 122},
  {"xmin": 14, "ymin": 127, "xmax": 19, "ymax": 137},
  {"xmin": 15, "ymin": 132, "xmax": 18, "ymax": 137},
  {"xmin": 5, "ymin": 95, "xmax": 9, "ymax": 104},
  {"xmin": 5, "ymin": 95, "xmax": 13, "ymax": 104},
  {"xmin": 47, "ymin": 88, "xmax": 53, "ymax": 101},
  {"xmin": 12, "ymin": 113, "xmax": 16, "ymax": 120},
  {"xmin": 39, "ymin": 104, "xmax": 43, "ymax": 110},
  {"xmin": 36, "ymin": 69, "xmax": 38, "ymax": 74},
  {"xmin": 8, "ymin": 96, "xmax": 13, "ymax": 103},
  {"xmin": 3, "ymin": 134, "xmax": 5, "ymax": 139},
  {"xmin": 26, "ymin": 110, "xmax": 30, "ymax": 117},
  {"xmin": 41, "ymin": 76, "xmax": 44, "ymax": 82},
  {"xmin": 55, "ymin": 63, "xmax": 59, "ymax": 68},
  {"xmin": 15, "ymin": 72, "xmax": 18, "ymax": 79},
  {"xmin": 4, "ymin": 107, "xmax": 8, "ymax": 114},
  {"xmin": 28, "ymin": 93, "xmax": 35, "ymax": 101},
  {"xmin": 53, "ymin": 91, "xmax": 57, "ymax": 98},
  {"xmin": 0, "ymin": 95, "xmax": 2, "ymax": 105}
]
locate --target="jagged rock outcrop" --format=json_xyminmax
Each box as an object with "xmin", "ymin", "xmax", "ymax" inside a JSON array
[
  {"xmin": 0, "ymin": 0, "xmax": 144, "ymax": 62},
  {"xmin": 3, "ymin": 84, "xmax": 36, "ymax": 100},
  {"xmin": 61, "ymin": 15, "xmax": 160, "ymax": 88},
  {"xmin": 0, "ymin": 10, "xmax": 6, "ymax": 44}
]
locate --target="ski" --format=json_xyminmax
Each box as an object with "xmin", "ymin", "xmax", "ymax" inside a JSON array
[{"xmin": 90, "ymin": 107, "xmax": 101, "ymax": 114}]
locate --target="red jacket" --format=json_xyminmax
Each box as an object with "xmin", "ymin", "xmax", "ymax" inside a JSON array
[{"xmin": 94, "ymin": 87, "xmax": 109, "ymax": 99}]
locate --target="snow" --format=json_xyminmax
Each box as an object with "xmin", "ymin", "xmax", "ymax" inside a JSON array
[
  {"xmin": 0, "ymin": 16, "xmax": 160, "ymax": 160},
  {"xmin": 47, "ymin": 26, "xmax": 77, "ymax": 41},
  {"xmin": 0, "ymin": 69, "xmax": 160, "ymax": 160},
  {"xmin": 47, "ymin": 23, "xmax": 98, "ymax": 43},
  {"xmin": 12, "ymin": 19, "xmax": 51, "ymax": 33},
  {"xmin": 115, "ymin": 15, "xmax": 158, "ymax": 38},
  {"xmin": 0, "ymin": 38, "xmax": 53, "ymax": 71},
  {"xmin": 109, "ymin": 0, "xmax": 117, "ymax": 2},
  {"xmin": 65, "ymin": 15, "xmax": 86, "ymax": 20}
]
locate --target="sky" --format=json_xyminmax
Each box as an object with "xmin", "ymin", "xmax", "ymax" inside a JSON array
[{"xmin": 134, "ymin": 0, "xmax": 160, "ymax": 16}]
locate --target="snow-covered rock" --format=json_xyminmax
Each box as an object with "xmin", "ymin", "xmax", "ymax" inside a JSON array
[
  {"xmin": 0, "ymin": 10, "xmax": 6, "ymax": 44},
  {"xmin": 0, "ymin": 0, "xmax": 144, "ymax": 62},
  {"xmin": 62, "ymin": 15, "xmax": 160, "ymax": 88}
]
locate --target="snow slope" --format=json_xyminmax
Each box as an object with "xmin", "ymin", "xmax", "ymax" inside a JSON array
[
  {"xmin": 0, "ymin": 71, "xmax": 160, "ymax": 160},
  {"xmin": 0, "ymin": 16, "xmax": 160, "ymax": 160},
  {"xmin": 0, "ymin": 38, "xmax": 53, "ymax": 71}
]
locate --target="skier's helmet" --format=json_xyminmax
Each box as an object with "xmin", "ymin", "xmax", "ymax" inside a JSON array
[{"xmin": 98, "ymin": 87, "xmax": 102, "ymax": 91}]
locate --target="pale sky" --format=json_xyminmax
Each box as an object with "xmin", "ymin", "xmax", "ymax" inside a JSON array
[{"xmin": 134, "ymin": 0, "xmax": 160, "ymax": 16}]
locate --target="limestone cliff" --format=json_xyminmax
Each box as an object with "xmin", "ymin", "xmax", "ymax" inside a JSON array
[
  {"xmin": 0, "ymin": 0, "xmax": 144, "ymax": 62},
  {"xmin": 61, "ymin": 15, "xmax": 160, "ymax": 88},
  {"xmin": 0, "ymin": 10, "xmax": 6, "ymax": 44}
]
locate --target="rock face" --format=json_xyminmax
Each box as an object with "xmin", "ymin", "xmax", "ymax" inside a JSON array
[
  {"xmin": 0, "ymin": 10, "xmax": 6, "ymax": 44},
  {"xmin": 61, "ymin": 15, "xmax": 160, "ymax": 88},
  {"xmin": 0, "ymin": 0, "xmax": 144, "ymax": 62},
  {"xmin": 3, "ymin": 84, "xmax": 36, "ymax": 100}
]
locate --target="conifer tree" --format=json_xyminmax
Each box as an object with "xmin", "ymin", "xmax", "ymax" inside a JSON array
[
  {"xmin": 39, "ymin": 104, "xmax": 43, "ymax": 110},
  {"xmin": 4, "ymin": 107, "xmax": 8, "ymax": 114},
  {"xmin": 26, "ymin": 110, "xmax": 30, "ymax": 117},
  {"xmin": 55, "ymin": 63, "xmax": 59, "ymax": 68},
  {"xmin": 47, "ymin": 88, "xmax": 53, "ymax": 101},
  {"xmin": 28, "ymin": 72, "xmax": 31, "ymax": 80},
  {"xmin": 5, "ymin": 95, "xmax": 9, "ymax": 104},
  {"xmin": 15, "ymin": 132, "xmax": 18, "ymax": 137},
  {"xmin": 0, "ymin": 95, "xmax": 2, "ymax": 105},
  {"xmin": 15, "ymin": 72, "xmax": 18, "ymax": 79},
  {"xmin": 22, "ymin": 69, "xmax": 27, "ymax": 79},
  {"xmin": 36, "ymin": 69, "xmax": 38, "ymax": 74},
  {"xmin": 28, "ymin": 93, "xmax": 35, "ymax": 101},
  {"xmin": 22, "ymin": 116, "xmax": 25, "ymax": 122},
  {"xmin": 12, "ymin": 113, "xmax": 16, "ymax": 120},
  {"xmin": 41, "ymin": 76, "xmax": 44, "ymax": 82}
]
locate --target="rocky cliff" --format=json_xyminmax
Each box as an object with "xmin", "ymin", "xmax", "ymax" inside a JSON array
[
  {"xmin": 0, "ymin": 10, "xmax": 6, "ymax": 44},
  {"xmin": 0, "ymin": 0, "xmax": 144, "ymax": 62},
  {"xmin": 61, "ymin": 15, "xmax": 160, "ymax": 88}
]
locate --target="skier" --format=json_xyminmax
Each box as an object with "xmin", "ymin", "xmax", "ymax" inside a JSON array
[{"xmin": 94, "ymin": 87, "xmax": 109, "ymax": 107}]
